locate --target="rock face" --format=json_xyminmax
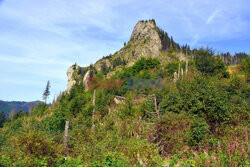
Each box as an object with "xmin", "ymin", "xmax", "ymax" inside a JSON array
[
  {"xmin": 83, "ymin": 70, "xmax": 90, "ymax": 89},
  {"xmin": 94, "ymin": 58, "xmax": 112, "ymax": 72},
  {"xmin": 129, "ymin": 20, "xmax": 162, "ymax": 58},
  {"xmin": 93, "ymin": 20, "xmax": 162, "ymax": 71},
  {"xmin": 66, "ymin": 64, "xmax": 80, "ymax": 93},
  {"xmin": 113, "ymin": 20, "xmax": 162, "ymax": 67}
]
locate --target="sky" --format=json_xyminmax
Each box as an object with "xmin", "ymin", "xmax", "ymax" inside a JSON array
[{"xmin": 0, "ymin": 0, "xmax": 249, "ymax": 102}]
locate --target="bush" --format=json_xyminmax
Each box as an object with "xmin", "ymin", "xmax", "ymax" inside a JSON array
[
  {"xmin": 89, "ymin": 152, "xmax": 129, "ymax": 167},
  {"xmin": 43, "ymin": 111, "xmax": 66, "ymax": 132},
  {"xmin": 188, "ymin": 118, "xmax": 209, "ymax": 147},
  {"xmin": 177, "ymin": 77, "xmax": 231, "ymax": 128},
  {"xmin": 0, "ymin": 130, "xmax": 62, "ymax": 166},
  {"xmin": 195, "ymin": 48, "xmax": 229, "ymax": 77},
  {"xmin": 239, "ymin": 56, "xmax": 250, "ymax": 78},
  {"xmin": 31, "ymin": 103, "xmax": 48, "ymax": 117},
  {"xmin": 153, "ymin": 112, "xmax": 192, "ymax": 155}
]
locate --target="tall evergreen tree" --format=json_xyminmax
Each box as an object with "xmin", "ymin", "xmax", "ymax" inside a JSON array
[
  {"xmin": 43, "ymin": 80, "xmax": 51, "ymax": 104},
  {"xmin": 0, "ymin": 111, "xmax": 5, "ymax": 128}
]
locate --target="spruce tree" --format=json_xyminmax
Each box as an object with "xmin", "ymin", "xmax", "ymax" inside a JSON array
[
  {"xmin": 43, "ymin": 80, "xmax": 51, "ymax": 104},
  {"xmin": 0, "ymin": 111, "xmax": 5, "ymax": 127}
]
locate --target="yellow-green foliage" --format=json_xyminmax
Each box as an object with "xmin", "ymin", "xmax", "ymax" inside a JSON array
[{"xmin": 0, "ymin": 130, "xmax": 62, "ymax": 167}]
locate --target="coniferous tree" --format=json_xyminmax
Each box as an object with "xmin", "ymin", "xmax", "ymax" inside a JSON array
[
  {"xmin": 195, "ymin": 48, "xmax": 229, "ymax": 77},
  {"xmin": 100, "ymin": 61, "xmax": 108, "ymax": 75},
  {"xmin": 0, "ymin": 111, "xmax": 5, "ymax": 127},
  {"xmin": 43, "ymin": 80, "xmax": 51, "ymax": 104}
]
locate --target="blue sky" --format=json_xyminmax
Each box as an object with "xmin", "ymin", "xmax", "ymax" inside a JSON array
[{"xmin": 0, "ymin": 0, "xmax": 249, "ymax": 102}]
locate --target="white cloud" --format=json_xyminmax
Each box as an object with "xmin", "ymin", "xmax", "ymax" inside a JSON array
[{"xmin": 206, "ymin": 10, "xmax": 220, "ymax": 24}]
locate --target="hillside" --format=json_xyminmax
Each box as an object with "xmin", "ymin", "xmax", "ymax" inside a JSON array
[{"xmin": 0, "ymin": 20, "xmax": 249, "ymax": 166}]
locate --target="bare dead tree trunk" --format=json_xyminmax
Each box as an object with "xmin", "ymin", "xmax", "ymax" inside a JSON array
[
  {"xmin": 174, "ymin": 72, "xmax": 178, "ymax": 82},
  {"xmin": 9, "ymin": 109, "xmax": 15, "ymax": 121},
  {"xmin": 186, "ymin": 60, "xmax": 188, "ymax": 75},
  {"xmin": 137, "ymin": 116, "xmax": 142, "ymax": 138},
  {"xmin": 28, "ymin": 106, "xmax": 33, "ymax": 116},
  {"xmin": 64, "ymin": 121, "xmax": 69, "ymax": 147},
  {"xmin": 181, "ymin": 68, "xmax": 184, "ymax": 79},
  {"xmin": 92, "ymin": 89, "xmax": 96, "ymax": 133},
  {"xmin": 154, "ymin": 95, "xmax": 160, "ymax": 118},
  {"xmin": 178, "ymin": 63, "xmax": 180, "ymax": 79}
]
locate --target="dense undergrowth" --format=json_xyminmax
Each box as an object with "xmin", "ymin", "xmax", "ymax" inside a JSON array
[{"xmin": 0, "ymin": 49, "xmax": 249, "ymax": 166}]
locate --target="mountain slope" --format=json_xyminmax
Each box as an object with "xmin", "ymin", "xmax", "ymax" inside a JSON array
[{"xmin": 66, "ymin": 20, "xmax": 184, "ymax": 92}]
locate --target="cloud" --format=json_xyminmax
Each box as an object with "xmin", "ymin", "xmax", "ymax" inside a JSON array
[{"xmin": 206, "ymin": 10, "xmax": 220, "ymax": 24}]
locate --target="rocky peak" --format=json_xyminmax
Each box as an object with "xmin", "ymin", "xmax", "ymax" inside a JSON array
[
  {"xmin": 130, "ymin": 20, "xmax": 157, "ymax": 41},
  {"xmin": 127, "ymin": 20, "xmax": 162, "ymax": 59},
  {"xmin": 111, "ymin": 20, "xmax": 162, "ymax": 66}
]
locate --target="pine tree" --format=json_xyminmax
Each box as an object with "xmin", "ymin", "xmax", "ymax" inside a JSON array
[{"xmin": 43, "ymin": 80, "xmax": 51, "ymax": 104}]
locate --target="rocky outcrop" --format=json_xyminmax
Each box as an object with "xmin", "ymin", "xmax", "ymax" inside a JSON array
[
  {"xmin": 129, "ymin": 20, "xmax": 162, "ymax": 58},
  {"xmin": 113, "ymin": 20, "xmax": 162, "ymax": 65},
  {"xmin": 66, "ymin": 64, "xmax": 80, "ymax": 93},
  {"xmin": 92, "ymin": 20, "xmax": 163, "ymax": 72},
  {"xmin": 94, "ymin": 58, "xmax": 112, "ymax": 72},
  {"xmin": 83, "ymin": 70, "xmax": 90, "ymax": 89}
]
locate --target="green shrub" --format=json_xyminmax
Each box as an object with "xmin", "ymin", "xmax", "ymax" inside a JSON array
[
  {"xmin": 57, "ymin": 157, "xmax": 83, "ymax": 167},
  {"xmin": 43, "ymin": 111, "xmax": 66, "ymax": 132},
  {"xmin": 240, "ymin": 56, "xmax": 250, "ymax": 78},
  {"xmin": 195, "ymin": 48, "xmax": 229, "ymax": 77},
  {"xmin": 31, "ymin": 103, "xmax": 48, "ymax": 117},
  {"xmin": 89, "ymin": 152, "xmax": 129, "ymax": 167},
  {"xmin": 0, "ymin": 130, "xmax": 61, "ymax": 166},
  {"xmin": 188, "ymin": 118, "xmax": 209, "ymax": 147},
  {"xmin": 177, "ymin": 77, "xmax": 231, "ymax": 128},
  {"xmin": 153, "ymin": 112, "xmax": 192, "ymax": 155}
]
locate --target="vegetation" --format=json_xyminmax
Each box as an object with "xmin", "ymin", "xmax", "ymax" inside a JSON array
[
  {"xmin": 240, "ymin": 55, "xmax": 250, "ymax": 79},
  {"xmin": 194, "ymin": 48, "xmax": 229, "ymax": 77},
  {"xmin": 0, "ymin": 43, "xmax": 249, "ymax": 166},
  {"xmin": 0, "ymin": 112, "xmax": 5, "ymax": 128}
]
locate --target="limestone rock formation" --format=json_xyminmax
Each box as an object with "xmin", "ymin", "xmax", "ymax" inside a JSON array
[
  {"xmin": 66, "ymin": 64, "xmax": 80, "ymax": 93},
  {"xmin": 129, "ymin": 20, "xmax": 162, "ymax": 58},
  {"xmin": 113, "ymin": 20, "xmax": 162, "ymax": 65},
  {"xmin": 83, "ymin": 70, "xmax": 90, "ymax": 89}
]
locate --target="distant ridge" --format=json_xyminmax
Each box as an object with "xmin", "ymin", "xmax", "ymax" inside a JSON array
[{"xmin": 0, "ymin": 100, "xmax": 42, "ymax": 116}]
